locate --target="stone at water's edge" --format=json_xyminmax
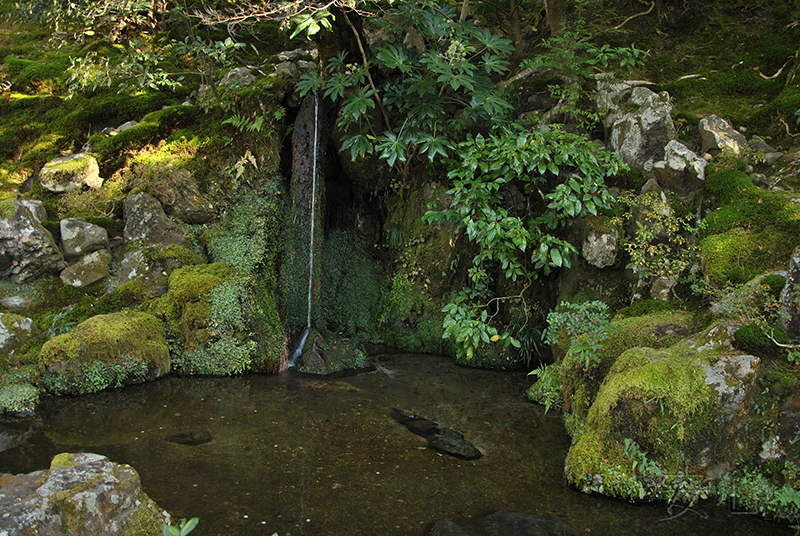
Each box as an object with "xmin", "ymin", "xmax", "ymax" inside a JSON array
[
  {"xmin": 0, "ymin": 452, "xmax": 169, "ymax": 536},
  {"xmin": 427, "ymin": 510, "xmax": 578, "ymax": 536}
]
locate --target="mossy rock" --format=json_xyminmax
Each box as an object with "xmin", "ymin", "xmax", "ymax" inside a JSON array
[
  {"xmin": 700, "ymin": 228, "xmax": 766, "ymax": 286},
  {"xmin": 294, "ymin": 329, "xmax": 370, "ymax": 375},
  {"xmin": 560, "ymin": 310, "xmax": 696, "ymax": 424},
  {"xmin": 151, "ymin": 263, "xmax": 287, "ymax": 375},
  {"xmin": 565, "ymin": 322, "xmax": 762, "ymax": 502},
  {"xmin": 0, "ymin": 312, "xmax": 42, "ymax": 367},
  {"xmin": 39, "ymin": 311, "xmax": 170, "ymax": 395}
]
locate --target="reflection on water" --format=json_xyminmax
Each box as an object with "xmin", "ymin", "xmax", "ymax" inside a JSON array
[{"xmin": 0, "ymin": 353, "xmax": 791, "ymax": 536}]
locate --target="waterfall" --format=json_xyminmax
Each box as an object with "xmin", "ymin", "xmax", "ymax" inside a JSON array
[{"xmin": 288, "ymin": 94, "xmax": 319, "ymax": 368}]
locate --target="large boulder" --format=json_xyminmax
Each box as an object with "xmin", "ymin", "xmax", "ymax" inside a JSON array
[
  {"xmin": 565, "ymin": 321, "xmax": 761, "ymax": 500},
  {"xmin": 123, "ymin": 192, "xmax": 185, "ymax": 246},
  {"xmin": 150, "ymin": 263, "xmax": 287, "ymax": 375},
  {"xmin": 602, "ymin": 85, "xmax": 675, "ymax": 171},
  {"xmin": 0, "ymin": 199, "xmax": 66, "ymax": 282},
  {"xmin": 699, "ymin": 114, "xmax": 747, "ymax": 156},
  {"xmin": 38, "ymin": 153, "xmax": 102, "ymax": 193},
  {"xmin": 59, "ymin": 249, "xmax": 112, "ymax": 288},
  {"xmin": 59, "ymin": 218, "xmax": 108, "ymax": 259},
  {"xmin": 39, "ymin": 311, "xmax": 171, "ymax": 395},
  {"xmin": 0, "ymin": 452, "xmax": 169, "ymax": 536}
]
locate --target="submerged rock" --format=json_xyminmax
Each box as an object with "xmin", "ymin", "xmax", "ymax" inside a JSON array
[
  {"xmin": 427, "ymin": 510, "xmax": 578, "ymax": 536},
  {"xmin": 0, "ymin": 452, "xmax": 169, "ymax": 536},
  {"xmin": 391, "ymin": 409, "xmax": 482, "ymax": 460},
  {"xmin": 164, "ymin": 430, "xmax": 212, "ymax": 446}
]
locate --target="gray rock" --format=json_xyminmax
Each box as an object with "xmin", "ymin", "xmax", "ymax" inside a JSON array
[
  {"xmin": 427, "ymin": 428, "xmax": 482, "ymax": 461},
  {"xmin": 123, "ymin": 192, "xmax": 185, "ymax": 246},
  {"xmin": 274, "ymin": 61, "xmax": 299, "ymax": 79},
  {"xmin": 0, "ymin": 200, "xmax": 66, "ymax": 282},
  {"xmin": 780, "ymin": 246, "xmax": 800, "ymax": 339},
  {"xmin": 18, "ymin": 200, "xmax": 47, "ymax": 224},
  {"xmin": 605, "ymin": 86, "xmax": 675, "ymax": 171},
  {"xmin": 652, "ymin": 139, "xmax": 707, "ymax": 193},
  {"xmin": 156, "ymin": 168, "xmax": 216, "ymax": 224},
  {"xmin": 0, "ymin": 452, "xmax": 169, "ymax": 536},
  {"xmin": 581, "ymin": 215, "xmax": 620, "ymax": 269},
  {"xmin": 59, "ymin": 218, "xmax": 109, "ymax": 259},
  {"xmin": 59, "ymin": 249, "xmax": 112, "ymax": 288},
  {"xmin": 220, "ymin": 66, "xmax": 256, "ymax": 88},
  {"xmin": 106, "ymin": 245, "xmax": 198, "ymax": 298},
  {"xmin": 699, "ymin": 115, "xmax": 747, "ymax": 156},
  {"xmin": 38, "ymin": 153, "xmax": 102, "ymax": 193},
  {"xmin": 749, "ymin": 137, "xmax": 783, "ymax": 166},
  {"xmin": 650, "ymin": 277, "xmax": 677, "ymax": 301},
  {"xmin": 0, "ymin": 313, "xmax": 40, "ymax": 362}
]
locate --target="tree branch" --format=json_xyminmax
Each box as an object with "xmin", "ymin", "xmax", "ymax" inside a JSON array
[{"xmin": 341, "ymin": 10, "xmax": 392, "ymax": 131}]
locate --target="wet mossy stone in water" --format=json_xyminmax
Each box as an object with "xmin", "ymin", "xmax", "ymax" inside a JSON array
[
  {"xmin": 151, "ymin": 263, "xmax": 287, "ymax": 375},
  {"xmin": 295, "ymin": 329, "xmax": 369, "ymax": 375},
  {"xmin": 164, "ymin": 430, "xmax": 212, "ymax": 446},
  {"xmin": 39, "ymin": 311, "xmax": 171, "ymax": 395},
  {"xmin": 391, "ymin": 409, "xmax": 482, "ymax": 460}
]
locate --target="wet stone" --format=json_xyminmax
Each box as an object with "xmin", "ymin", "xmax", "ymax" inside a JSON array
[{"xmin": 164, "ymin": 430, "xmax": 212, "ymax": 446}]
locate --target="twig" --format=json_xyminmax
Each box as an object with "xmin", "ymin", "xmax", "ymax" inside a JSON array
[
  {"xmin": 758, "ymin": 57, "xmax": 792, "ymax": 80},
  {"xmin": 342, "ymin": 11, "xmax": 392, "ymax": 131},
  {"xmin": 612, "ymin": 1, "xmax": 655, "ymax": 31}
]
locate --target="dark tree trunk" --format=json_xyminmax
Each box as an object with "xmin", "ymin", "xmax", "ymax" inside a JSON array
[{"xmin": 544, "ymin": 0, "xmax": 566, "ymax": 36}]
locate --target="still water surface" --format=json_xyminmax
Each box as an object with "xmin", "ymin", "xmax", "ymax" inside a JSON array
[{"xmin": 0, "ymin": 353, "xmax": 791, "ymax": 536}]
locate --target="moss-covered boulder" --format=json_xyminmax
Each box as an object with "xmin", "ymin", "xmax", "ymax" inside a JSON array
[
  {"xmin": 560, "ymin": 309, "xmax": 695, "ymax": 429},
  {"xmin": 151, "ymin": 263, "xmax": 287, "ymax": 375},
  {"xmin": 38, "ymin": 153, "xmax": 102, "ymax": 193},
  {"xmin": 565, "ymin": 321, "xmax": 762, "ymax": 503},
  {"xmin": 0, "ymin": 452, "xmax": 169, "ymax": 536},
  {"xmin": 39, "ymin": 311, "xmax": 170, "ymax": 395},
  {"xmin": 293, "ymin": 329, "xmax": 369, "ymax": 375}
]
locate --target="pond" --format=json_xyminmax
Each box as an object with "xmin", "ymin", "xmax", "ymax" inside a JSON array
[{"xmin": 0, "ymin": 352, "xmax": 791, "ymax": 536}]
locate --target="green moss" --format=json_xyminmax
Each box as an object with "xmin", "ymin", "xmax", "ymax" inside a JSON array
[
  {"xmin": 0, "ymin": 198, "xmax": 17, "ymax": 219},
  {"xmin": 700, "ymin": 228, "xmax": 769, "ymax": 286},
  {"xmin": 39, "ymin": 311, "xmax": 170, "ymax": 368},
  {"xmin": 153, "ymin": 263, "xmax": 286, "ymax": 375},
  {"xmin": 50, "ymin": 452, "xmax": 78, "ymax": 469},
  {"xmin": 734, "ymin": 324, "xmax": 771, "ymax": 352},
  {"xmin": 320, "ymin": 230, "xmax": 381, "ymax": 341},
  {"xmin": 204, "ymin": 187, "xmax": 282, "ymax": 281}
]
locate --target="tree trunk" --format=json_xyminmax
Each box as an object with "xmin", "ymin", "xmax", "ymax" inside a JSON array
[
  {"xmin": 544, "ymin": 0, "xmax": 566, "ymax": 36},
  {"xmin": 510, "ymin": 0, "xmax": 523, "ymax": 58}
]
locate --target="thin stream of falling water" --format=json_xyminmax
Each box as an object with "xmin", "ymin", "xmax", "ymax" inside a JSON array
[
  {"xmin": 289, "ymin": 94, "xmax": 318, "ymax": 368},
  {"xmin": 306, "ymin": 94, "xmax": 318, "ymax": 329}
]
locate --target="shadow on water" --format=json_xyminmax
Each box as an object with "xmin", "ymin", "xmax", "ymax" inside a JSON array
[{"xmin": 0, "ymin": 353, "xmax": 792, "ymax": 536}]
